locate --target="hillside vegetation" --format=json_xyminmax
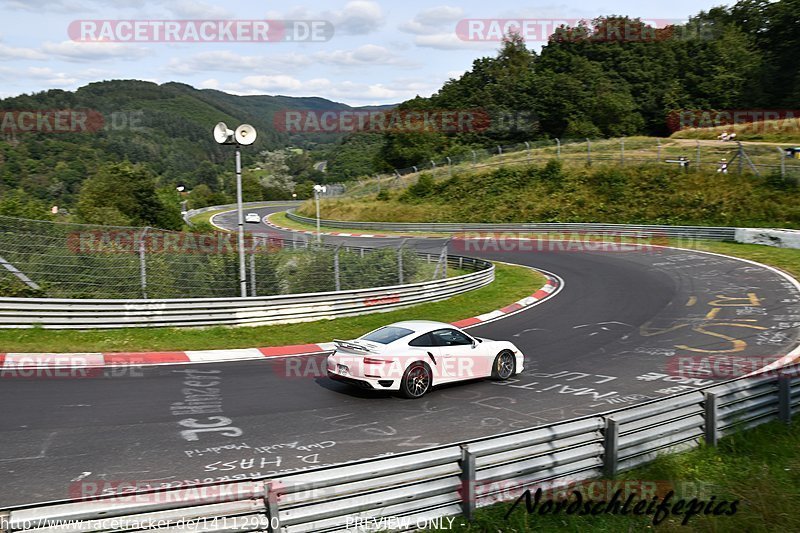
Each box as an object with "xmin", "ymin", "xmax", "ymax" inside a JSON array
[
  {"xmin": 0, "ymin": 81, "xmax": 368, "ymax": 225},
  {"xmin": 300, "ymin": 161, "xmax": 800, "ymax": 228}
]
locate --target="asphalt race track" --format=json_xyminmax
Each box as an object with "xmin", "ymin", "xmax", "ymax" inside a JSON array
[{"xmin": 1, "ymin": 205, "xmax": 798, "ymax": 506}]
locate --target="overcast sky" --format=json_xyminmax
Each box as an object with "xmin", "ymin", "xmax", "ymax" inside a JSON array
[{"xmin": 0, "ymin": 0, "xmax": 732, "ymax": 105}]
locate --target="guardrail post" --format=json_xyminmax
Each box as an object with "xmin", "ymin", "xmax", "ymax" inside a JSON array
[
  {"xmin": 603, "ymin": 417, "xmax": 619, "ymax": 477},
  {"xmin": 703, "ymin": 391, "xmax": 719, "ymax": 446},
  {"xmin": 334, "ymin": 243, "xmax": 342, "ymax": 291},
  {"xmin": 778, "ymin": 374, "xmax": 792, "ymax": 424},
  {"xmin": 265, "ymin": 482, "xmax": 281, "ymax": 532},
  {"xmin": 657, "ymin": 139, "xmax": 662, "ymax": 162},
  {"xmin": 447, "ymin": 156, "xmax": 452, "ymax": 176},
  {"xmin": 525, "ymin": 141, "xmax": 531, "ymax": 163},
  {"xmin": 460, "ymin": 444, "xmax": 476, "ymax": 521},
  {"xmin": 620, "ymin": 137, "xmax": 625, "ymax": 166},
  {"xmin": 139, "ymin": 226, "xmax": 149, "ymax": 299},
  {"xmin": 471, "ymin": 150, "xmax": 477, "ymax": 168},
  {"xmin": 431, "ymin": 160, "xmax": 436, "ymax": 174},
  {"xmin": 555, "ymin": 138, "xmax": 561, "ymax": 159}
]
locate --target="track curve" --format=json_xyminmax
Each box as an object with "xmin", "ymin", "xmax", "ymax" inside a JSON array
[{"xmin": 1, "ymin": 205, "xmax": 798, "ymax": 506}]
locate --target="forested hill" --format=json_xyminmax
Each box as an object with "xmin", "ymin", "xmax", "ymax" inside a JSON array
[
  {"xmin": 327, "ymin": 1, "xmax": 800, "ymax": 175},
  {"xmin": 0, "ymin": 80, "xmax": 382, "ymax": 225}
]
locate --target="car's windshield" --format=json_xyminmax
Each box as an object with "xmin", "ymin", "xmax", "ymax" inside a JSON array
[{"xmin": 361, "ymin": 326, "xmax": 414, "ymax": 344}]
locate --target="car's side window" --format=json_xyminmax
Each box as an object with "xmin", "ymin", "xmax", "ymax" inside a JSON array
[
  {"xmin": 409, "ymin": 332, "xmax": 436, "ymax": 347},
  {"xmin": 431, "ymin": 329, "xmax": 473, "ymax": 346}
]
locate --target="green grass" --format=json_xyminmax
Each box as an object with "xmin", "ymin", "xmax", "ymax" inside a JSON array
[
  {"xmin": 689, "ymin": 240, "xmax": 800, "ymax": 280},
  {"xmin": 299, "ymin": 161, "xmax": 800, "ymax": 230},
  {"xmin": 0, "ymin": 263, "xmax": 544, "ymax": 352},
  {"xmin": 189, "ymin": 207, "xmax": 230, "ymax": 227},
  {"xmin": 428, "ymin": 420, "xmax": 800, "ymax": 532}
]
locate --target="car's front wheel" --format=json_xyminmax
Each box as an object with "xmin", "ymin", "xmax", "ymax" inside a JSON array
[
  {"xmin": 400, "ymin": 362, "xmax": 431, "ymax": 399},
  {"xmin": 491, "ymin": 350, "xmax": 516, "ymax": 380}
]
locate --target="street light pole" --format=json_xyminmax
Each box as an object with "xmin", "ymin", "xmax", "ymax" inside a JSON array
[
  {"xmin": 235, "ymin": 147, "xmax": 247, "ymax": 297},
  {"xmin": 212, "ymin": 121, "xmax": 257, "ymax": 298},
  {"xmin": 313, "ymin": 184, "xmax": 327, "ymax": 244}
]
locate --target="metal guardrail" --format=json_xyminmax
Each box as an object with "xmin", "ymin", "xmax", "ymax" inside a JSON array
[
  {"xmin": 285, "ymin": 210, "xmax": 737, "ymax": 241},
  {"xmin": 0, "ymin": 241, "xmax": 493, "ymax": 328},
  {"xmin": 184, "ymin": 201, "xmax": 302, "ymax": 226},
  {"xmin": 3, "ymin": 363, "xmax": 797, "ymax": 531}
]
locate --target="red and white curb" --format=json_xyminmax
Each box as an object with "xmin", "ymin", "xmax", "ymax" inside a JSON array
[{"xmin": 0, "ymin": 273, "xmax": 561, "ymax": 370}]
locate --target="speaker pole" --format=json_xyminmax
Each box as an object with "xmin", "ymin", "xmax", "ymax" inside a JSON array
[{"xmin": 235, "ymin": 146, "xmax": 247, "ymax": 298}]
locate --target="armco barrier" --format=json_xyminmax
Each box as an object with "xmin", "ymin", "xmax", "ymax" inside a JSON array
[
  {"xmin": 285, "ymin": 210, "xmax": 737, "ymax": 240},
  {"xmin": 0, "ymin": 247, "xmax": 493, "ymax": 329},
  {"xmin": 2, "ymin": 363, "xmax": 797, "ymax": 531}
]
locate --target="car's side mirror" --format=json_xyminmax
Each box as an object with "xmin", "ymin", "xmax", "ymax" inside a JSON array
[{"xmin": 471, "ymin": 341, "xmax": 477, "ymax": 349}]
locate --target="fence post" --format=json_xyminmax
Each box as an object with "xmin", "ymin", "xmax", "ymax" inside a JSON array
[
  {"xmin": 777, "ymin": 147, "xmax": 786, "ymax": 179},
  {"xmin": 412, "ymin": 166, "xmax": 418, "ymax": 174},
  {"xmin": 555, "ymin": 138, "xmax": 561, "ymax": 159},
  {"xmin": 334, "ymin": 242, "xmax": 342, "ymax": 291},
  {"xmin": 657, "ymin": 139, "xmax": 661, "ymax": 162},
  {"xmin": 430, "ymin": 160, "xmax": 436, "ymax": 175},
  {"xmin": 447, "ymin": 156, "xmax": 452, "ymax": 176},
  {"xmin": 696, "ymin": 140, "xmax": 701, "ymax": 172},
  {"xmin": 586, "ymin": 138, "xmax": 592, "ymax": 166},
  {"xmin": 703, "ymin": 391, "xmax": 718, "ymax": 446},
  {"xmin": 778, "ymin": 374, "xmax": 792, "ymax": 424},
  {"xmin": 472, "ymin": 150, "xmax": 477, "ymax": 168},
  {"xmin": 460, "ymin": 444, "xmax": 476, "ymax": 521},
  {"xmin": 603, "ymin": 417, "xmax": 619, "ymax": 477},
  {"xmin": 250, "ymin": 236, "xmax": 258, "ymax": 297},
  {"xmin": 737, "ymin": 142, "xmax": 744, "ymax": 175},
  {"xmin": 620, "ymin": 137, "xmax": 625, "ymax": 166},
  {"xmin": 525, "ymin": 141, "xmax": 531, "ymax": 163},
  {"xmin": 265, "ymin": 482, "xmax": 282, "ymax": 533},
  {"xmin": 139, "ymin": 226, "xmax": 149, "ymax": 299},
  {"xmin": 398, "ymin": 239, "xmax": 407, "ymax": 285},
  {"xmin": 376, "ymin": 174, "xmax": 381, "ymax": 194}
]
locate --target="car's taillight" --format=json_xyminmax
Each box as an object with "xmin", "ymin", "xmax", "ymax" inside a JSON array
[{"xmin": 363, "ymin": 358, "xmax": 392, "ymax": 365}]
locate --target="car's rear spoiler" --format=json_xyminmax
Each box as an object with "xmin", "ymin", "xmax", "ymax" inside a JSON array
[{"xmin": 333, "ymin": 339, "xmax": 377, "ymax": 353}]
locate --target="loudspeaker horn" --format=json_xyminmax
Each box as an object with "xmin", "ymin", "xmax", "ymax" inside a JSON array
[
  {"xmin": 213, "ymin": 122, "xmax": 233, "ymax": 144},
  {"xmin": 235, "ymin": 124, "xmax": 257, "ymax": 145}
]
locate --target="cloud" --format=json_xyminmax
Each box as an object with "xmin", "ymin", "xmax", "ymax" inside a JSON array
[
  {"xmin": 222, "ymin": 75, "xmax": 441, "ymax": 105},
  {"xmin": 413, "ymin": 33, "xmax": 497, "ymax": 50},
  {"xmin": 399, "ymin": 5, "xmax": 463, "ymax": 35},
  {"xmin": 41, "ymin": 40, "xmax": 150, "ymax": 62},
  {"xmin": 314, "ymin": 44, "xmax": 414, "ymax": 67},
  {"xmin": 0, "ymin": 0, "xmax": 90, "ymax": 12},
  {"xmin": 0, "ymin": 43, "xmax": 47, "ymax": 60},
  {"xmin": 25, "ymin": 66, "xmax": 78, "ymax": 86},
  {"xmin": 165, "ymin": 0, "xmax": 231, "ymax": 19},
  {"xmin": 267, "ymin": 0, "xmax": 384, "ymax": 36},
  {"xmin": 166, "ymin": 44, "xmax": 413, "ymax": 75},
  {"xmin": 164, "ymin": 50, "xmax": 313, "ymax": 75}
]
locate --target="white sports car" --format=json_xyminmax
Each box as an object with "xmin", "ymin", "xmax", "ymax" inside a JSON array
[
  {"xmin": 326, "ymin": 320, "xmax": 524, "ymax": 398},
  {"xmin": 245, "ymin": 212, "xmax": 261, "ymax": 223}
]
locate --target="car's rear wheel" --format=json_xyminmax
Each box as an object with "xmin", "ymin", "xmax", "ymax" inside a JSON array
[
  {"xmin": 491, "ymin": 350, "xmax": 516, "ymax": 380},
  {"xmin": 400, "ymin": 362, "xmax": 431, "ymax": 399}
]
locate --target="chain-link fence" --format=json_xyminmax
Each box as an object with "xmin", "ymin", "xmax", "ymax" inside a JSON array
[
  {"xmin": 0, "ymin": 215, "xmax": 454, "ymax": 299},
  {"xmin": 344, "ymin": 137, "xmax": 800, "ymax": 197}
]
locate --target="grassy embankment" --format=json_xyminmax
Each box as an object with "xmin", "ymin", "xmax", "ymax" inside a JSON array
[{"xmin": 0, "ymin": 263, "xmax": 544, "ymax": 352}]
